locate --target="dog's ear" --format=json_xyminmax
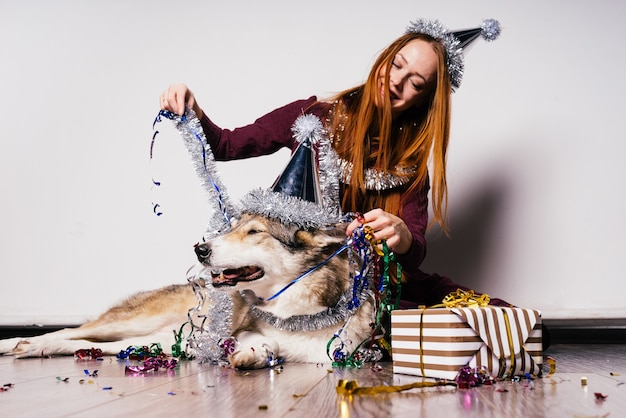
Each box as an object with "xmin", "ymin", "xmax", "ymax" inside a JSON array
[
  {"xmin": 295, "ymin": 224, "xmax": 347, "ymax": 249},
  {"xmin": 313, "ymin": 222, "xmax": 349, "ymax": 241}
]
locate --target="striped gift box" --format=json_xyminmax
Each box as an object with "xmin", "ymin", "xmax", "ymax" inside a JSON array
[{"xmin": 391, "ymin": 307, "xmax": 543, "ymax": 380}]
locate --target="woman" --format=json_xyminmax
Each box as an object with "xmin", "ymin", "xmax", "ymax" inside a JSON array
[{"xmin": 160, "ymin": 18, "xmax": 509, "ymax": 308}]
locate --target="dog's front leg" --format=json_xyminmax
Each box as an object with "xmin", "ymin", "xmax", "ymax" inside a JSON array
[{"xmin": 228, "ymin": 332, "xmax": 279, "ymax": 369}]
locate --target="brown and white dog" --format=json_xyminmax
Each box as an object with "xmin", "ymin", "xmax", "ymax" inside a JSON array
[{"xmin": 0, "ymin": 213, "xmax": 375, "ymax": 369}]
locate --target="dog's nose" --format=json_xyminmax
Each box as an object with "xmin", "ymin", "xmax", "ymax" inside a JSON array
[{"xmin": 194, "ymin": 242, "xmax": 211, "ymax": 262}]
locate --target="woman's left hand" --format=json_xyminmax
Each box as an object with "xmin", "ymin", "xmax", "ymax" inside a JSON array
[{"xmin": 345, "ymin": 208, "xmax": 413, "ymax": 254}]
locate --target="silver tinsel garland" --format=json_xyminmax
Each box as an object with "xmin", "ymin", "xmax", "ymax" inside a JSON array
[
  {"xmin": 338, "ymin": 158, "xmax": 417, "ymax": 191},
  {"xmin": 184, "ymin": 264, "xmax": 233, "ymax": 364},
  {"xmin": 161, "ymin": 109, "xmax": 236, "ymax": 363},
  {"xmin": 241, "ymin": 279, "xmax": 374, "ymax": 333},
  {"xmin": 304, "ymin": 115, "xmax": 342, "ymax": 216},
  {"xmin": 164, "ymin": 108, "xmax": 237, "ymax": 240}
]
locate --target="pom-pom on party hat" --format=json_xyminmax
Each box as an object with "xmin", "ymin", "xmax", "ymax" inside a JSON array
[{"xmin": 271, "ymin": 114, "xmax": 324, "ymax": 204}]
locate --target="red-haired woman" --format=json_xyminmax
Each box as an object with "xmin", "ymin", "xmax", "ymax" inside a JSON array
[{"xmin": 160, "ymin": 19, "xmax": 510, "ymax": 308}]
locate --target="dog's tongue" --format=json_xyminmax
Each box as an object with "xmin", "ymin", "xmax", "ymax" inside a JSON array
[
  {"xmin": 211, "ymin": 266, "xmax": 263, "ymax": 286},
  {"xmin": 224, "ymin": 268, "xmax": 243, "ymax": 280}
]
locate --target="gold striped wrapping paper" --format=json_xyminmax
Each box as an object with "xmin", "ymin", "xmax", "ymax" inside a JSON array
[{"xmin": 391, "ymin": 307, "xmax": 543, "ymax": 380}]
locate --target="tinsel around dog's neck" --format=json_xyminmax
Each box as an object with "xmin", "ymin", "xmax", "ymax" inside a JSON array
[{"xmin": 239, "ymin": 287, "xmax": 373, "ymax": 333}]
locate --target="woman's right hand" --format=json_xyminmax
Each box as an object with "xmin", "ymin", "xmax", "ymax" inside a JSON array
[
  {"xmin": 345, "ymin": 208, "xmax": 414, "ymax": 255},
  {"xmin": 160, "ymin": 83, "xmax": 204, "ymax": 119}
]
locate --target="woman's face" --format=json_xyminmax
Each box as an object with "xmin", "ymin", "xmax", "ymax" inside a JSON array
[{"xmin": 378, "ymin": 39, "xmax": 438, "ymax": 117}]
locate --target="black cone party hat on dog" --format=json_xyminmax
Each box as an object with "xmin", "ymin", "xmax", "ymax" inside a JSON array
[
  {"xmin": 239, "ymin": 114, "xmax": 342, "ymax": 229},
  {"xmin": 271, "ymin": 130, "xmax": 322, "ymax": 204}
]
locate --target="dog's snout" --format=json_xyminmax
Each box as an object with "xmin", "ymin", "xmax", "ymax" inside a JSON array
[{"xmin": 194, "ymin": 242, "xmax": 211, "ymax": 262}]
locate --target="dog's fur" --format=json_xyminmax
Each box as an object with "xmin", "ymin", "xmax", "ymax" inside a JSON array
[{"xmin": 0, "ymin": 213, "xmax": 375, "ymax": 368}]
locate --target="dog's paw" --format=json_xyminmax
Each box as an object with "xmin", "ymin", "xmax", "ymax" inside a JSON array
[
  {"xmin": 9, "ymin": 339, "xmax": 44, "ymax": 358},
  {"xmin": 0, "ymin": 338, "xmax": 47, "ymax": 358},
  {"xmin": 228, "ymin": 346, "xmax": 270, "ymax": 369},
  {"xmin": 228, "ymin": 332, "xmax": 279, "ymax": 369},
  {"xmin": 228, "ymin": 340, "xmax": 281, "ymax": 369},
  {"xmin": 7, "ymin": 338, "xmax": 74, "ymax": 358},
  {"xmin": 0, "ymin": 338, "xmax": 24, "ymax": 356}
]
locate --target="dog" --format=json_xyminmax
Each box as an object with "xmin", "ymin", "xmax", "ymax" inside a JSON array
[{"xmin": 0, "ymin": 213, "xmax": 376, "ymax": 369}]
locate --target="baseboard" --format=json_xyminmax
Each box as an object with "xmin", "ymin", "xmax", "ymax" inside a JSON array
[
  {"xmin": 0, "ymin": 325, "xmax": 78, "ymax": 340},
  {"xmin": 2, "ymin": 319, "xmax": 625, "ymax": 345},
  {"xmin": 543, "ymin": 318, "xmax": 626, "ymax": 344}
]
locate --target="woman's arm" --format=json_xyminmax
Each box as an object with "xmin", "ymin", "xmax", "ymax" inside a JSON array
[
  {"xmin": 199, "ymin": 97, "xmax": 318, "ymax": 160},
  {"xmin": 160, "ymin": 84, "xmax": 318, "ymax": 161},
  {"xmin": 395, "ymin": 183, "xmax": 429, "ymax": 273}
]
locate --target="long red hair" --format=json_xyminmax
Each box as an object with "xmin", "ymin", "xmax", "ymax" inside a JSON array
[{"xmin": 328, "ymin": 33, "xmax": 452, "ymax": 234}]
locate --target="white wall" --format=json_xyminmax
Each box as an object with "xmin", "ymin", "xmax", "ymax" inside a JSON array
[{"xmin": 0, "ymin": 0, "xmax": 624, "ymax": 325}]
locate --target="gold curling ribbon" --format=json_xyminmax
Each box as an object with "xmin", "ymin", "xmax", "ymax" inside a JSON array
[
  {"xmin": 440, "ymin": 289, "xmax": 490, "ymax": 308},
  {"xmin": 544, "ymin": 356, "xmax": 556, "ymax": 377},
  {"xmin": 336, "ymin": 379, "xmax": 456, "ymax": 396},
  {"xmin": 363, "ymin": 225, "xmax": 384, "ymax": 256},
  {"xmin": 377, "ymin": 337, "xmax": 391, "ymax": 352}
]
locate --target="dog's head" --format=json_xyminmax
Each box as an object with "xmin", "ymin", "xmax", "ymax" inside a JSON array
[{"xmin": 194, "ymin": 213, "xmax": 349, "ymax": 300}]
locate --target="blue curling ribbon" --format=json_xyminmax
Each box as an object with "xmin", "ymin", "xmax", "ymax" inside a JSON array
[
  {"xmin": 158, "ymin": 110, "xmax": 208, "ymax": 169},
  {"xmin": 265, "ymin": 244, "xmax": 349, "ymax": 301},
  {"xmin": 325, "ymin": 220, "xmax": 404, "ymax": 368},
  {"xmin": 151, "ymin": 109, "xmax": 231, "ymax": 225},
  {"xmin": 348, "ymin": 225, "xmax": 374, "ymax": 310},
  {"xmin": 262, "ymin": 223, "xmax": 378, "ymax": 302},
  {"xmin": 116, "ymin": 346, "xmax": 136, "ymax": 359},
  {"xmin": 152, "ymin": 203, "xmax": 163, "ymax": 217},
  {"xmin": 150, "ymin": 113, "xmax": 165, "ymax": 216}
]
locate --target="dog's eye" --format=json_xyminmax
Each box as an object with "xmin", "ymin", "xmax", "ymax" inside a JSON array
[{"xmin": 247, "ymin": 229, "xmax": 260, "ymax": 235}]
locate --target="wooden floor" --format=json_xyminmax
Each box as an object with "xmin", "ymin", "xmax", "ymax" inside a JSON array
[{"xmin": 1, "ymin": 344, "xmax": 624, "ymax": 417}]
